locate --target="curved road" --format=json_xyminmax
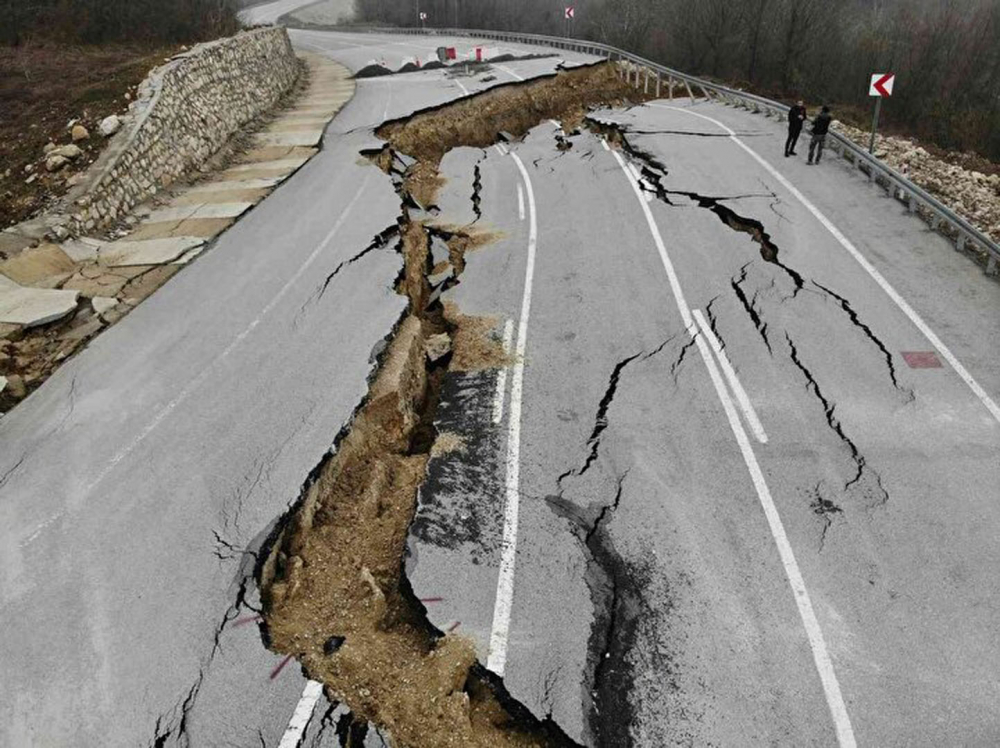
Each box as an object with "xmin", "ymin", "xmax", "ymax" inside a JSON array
[{"xmin": 1, "ymin": 13, "xmax": 999, "ymax": 748}]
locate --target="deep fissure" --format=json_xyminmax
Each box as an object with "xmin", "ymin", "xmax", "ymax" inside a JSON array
[{"xmin": 257, "ymin": 61, "xmax": 651, "ymax": 747}]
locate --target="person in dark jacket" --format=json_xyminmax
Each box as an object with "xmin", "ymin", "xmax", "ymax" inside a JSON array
[
  {"xmin": 785, "ymin": 100, "xmax": 807, "ymax": 157},
  {"xmin": 808, "ymin": 106, "xmax": 833, "ymax": 164}
]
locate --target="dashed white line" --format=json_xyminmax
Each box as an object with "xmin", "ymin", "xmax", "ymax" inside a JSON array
[
  {"xmin": 517, "ymin": 183, "xmax": 525, "ymax": 221},
  {"xmin": 650, "ymin": 102, "xmax": 1000, "ymax": 427},
  {"xmin": 610, "ymin": 143, "xmax": 857, "ymax": 747},
  {"xmin": 693, "ymin": 309, "xmax": 768, "ymax": 444},
  {"xmin": 277, "ymin": 680, "xmax": 324, "ymax": 748},
  {"xmin": 495, "ymin": 64, "xmax": 525, "ymax": 82},
  {"xmin": 492, "ymin": 320, "xmax": 516, "ymax": 424},
  {"xmin": 486, "ymin": 151, "xmax": 538, "ymax": 677}
]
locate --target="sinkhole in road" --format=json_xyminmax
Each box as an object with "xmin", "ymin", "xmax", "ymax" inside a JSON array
[{"xmin": 258, "ymin": 61, "xmax": 649, "ymax": 746}]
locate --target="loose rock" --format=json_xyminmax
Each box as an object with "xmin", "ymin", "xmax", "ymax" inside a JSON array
[
  {"xmin": 71, "ymin": 124, "xmax": 89, "ymax": 142},
  {"xmin": 46, "ymin": 155, "xmax": 69, "ymax": 173},
  {"xmin": 99, "ymin": 115, "xmax": 122, "ymax": 137}
]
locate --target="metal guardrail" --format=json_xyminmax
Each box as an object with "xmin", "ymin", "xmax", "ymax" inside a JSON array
[{"xmin": 332, "ymin": 25, "xmax": 1000, "ymax": 275}]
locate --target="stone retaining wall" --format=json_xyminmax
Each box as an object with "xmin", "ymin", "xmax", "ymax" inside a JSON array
[{"xmin": 66, "ymin": 27, "xmax": 298, "ymax": 234}]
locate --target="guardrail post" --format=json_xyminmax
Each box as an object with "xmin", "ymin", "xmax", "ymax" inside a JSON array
[
  {"xmin": 957, "ymin": 235, "xmax": 967, "ymax": 253},
  {"xmin": 684, "ymin": 80, "xmax": 695, "ymax": 101},
  {"xmin": 668, "ymin": 76, "xmax": 674, "ymax": 100},
  {"xmin": 644, "ymin": 69, "xmax": 650, "ymax": 94},
  {"xmin": 656, "ymin": 72, "xmax": 661, "ymax": 98},
  {"xmin": 988, "ymin": 254, "xmax": 998, "ymax": 276}
]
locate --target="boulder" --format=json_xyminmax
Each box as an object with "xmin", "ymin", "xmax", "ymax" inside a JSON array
[
  {"xmin": 46, "ymin": 155, "xmax": 69, "ymax": 172},
  {"xmin": 99, "ymin": 115, "xmax": 122, "ymax": 137},
  {"xmin": 43, "ymin": 142, "xmax": 57, "ymax": 155},
  {"xmin": 50, "ymin": 144, "xmax": 83, "ymax": 160},
  {"xmin": 71, "ymin": 124, "xmax": 89, "ymax": 142},
  {"xmin": 5, "ymin": 375, "xmax": 26, "ymax": 400}
]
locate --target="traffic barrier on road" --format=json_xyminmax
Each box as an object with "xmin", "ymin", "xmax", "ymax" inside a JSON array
[{"xmin": 340, "ymin": 26, "xmax": 1000, "ymax": 276}]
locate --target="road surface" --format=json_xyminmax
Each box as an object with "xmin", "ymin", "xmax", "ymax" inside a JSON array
[{"xmin": 1, "ymin": 14, "xmax": 999, "ymax": 748}]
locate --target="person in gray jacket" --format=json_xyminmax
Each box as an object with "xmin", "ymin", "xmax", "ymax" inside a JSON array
[{"xmin": 808, "ymin": 106, "xmax": 832, "ymax": 165}]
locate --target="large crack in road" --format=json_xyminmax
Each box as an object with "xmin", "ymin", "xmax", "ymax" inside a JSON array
[{"xmin": 249, "ymin": 62, "xmax": 652, "ymax": 747}]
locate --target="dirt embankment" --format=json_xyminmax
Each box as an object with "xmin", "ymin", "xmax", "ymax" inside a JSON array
[
  {"xmin": 0, "ymin": 43, "xmax": 177, "ymax": 228},
  {"xmin": 259, "ymin": 62, "xmax": 649, "ymax": 746}
]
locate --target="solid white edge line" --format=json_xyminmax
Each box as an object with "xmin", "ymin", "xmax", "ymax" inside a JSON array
[
  {"xmin": 649, "ymin": 102, "xmax": 1000, "ymax": 427},
  {"xmin": 455, "ymin": 79, "xmax": 471, "ymax": 96},
  {"xmin": 610, "ymin": 150, "xmax": 693, "ymax": 328},
  {"xmin": 610, "ymin": 148, "xmax": 856, "ymax": 747},
  {"xmin": 517, "ymin": 183, "xmax": 525, "ymax": 221},
  {"xmin": 492, "ymin": 319, "xmax": 516, "ymax": 424},
  {"xmin": 693, "ymin": 309, "xmax": 769, "ymax": 444},
  {"xmin": 278, "ymin": 680, "xmax": 325, "ymax": 748},
  {"xmin": 486, "ymin": 152, "xmax": 537, "ymax": 676},
  {"xmin": 689, "ymin": 326, "xmax": 857, "ymax": 748}
]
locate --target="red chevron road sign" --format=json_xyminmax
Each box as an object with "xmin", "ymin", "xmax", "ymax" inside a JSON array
[{"xmin": 869, "ymin": 73, "xmax": 895, "ymax": 97}]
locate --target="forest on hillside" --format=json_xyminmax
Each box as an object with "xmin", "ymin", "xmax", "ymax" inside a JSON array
[
  {"xmin": 1, "ymin": 0, "xmax": 240, "ymax": 44},
  {"xmin": 356, "ymin": 0, "xmax": 1000, "ymax": 160}
]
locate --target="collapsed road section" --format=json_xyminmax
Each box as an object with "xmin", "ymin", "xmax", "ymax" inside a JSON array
[{"xmin": 258, "ymin": 62, "xmax": 650, "ymax": 746}]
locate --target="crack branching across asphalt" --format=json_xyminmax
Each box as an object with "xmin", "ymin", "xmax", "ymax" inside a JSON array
[
  {"xmin": 590, "ymin": 117, "xmax": 910, "ymax": 400},
  {"xmin": 257, "ymin": 61, "xmax": 650, "ymax": 747}
]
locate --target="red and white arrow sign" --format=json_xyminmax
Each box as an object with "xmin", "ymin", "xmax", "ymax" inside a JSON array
[
  {"xmin": 565, "ymin": 6, "xmax": 575, "ymax": 19},
  {"xmin": 869, "ymin": 72, "xmax": 895, "ymax": 97}
]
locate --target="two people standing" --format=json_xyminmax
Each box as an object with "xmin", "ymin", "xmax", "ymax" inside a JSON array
[{"xmin": 785, "ymin": 101, "xmax": 833, "ymax": 165}]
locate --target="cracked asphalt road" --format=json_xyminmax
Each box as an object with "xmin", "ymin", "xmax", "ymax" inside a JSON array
[{"xmin": 1, "ymin": 17, "xmax": 999, "ymax": 748}]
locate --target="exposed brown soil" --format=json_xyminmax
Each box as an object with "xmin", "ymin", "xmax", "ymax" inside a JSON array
[
  {"xmin": 0, "ymin": 42, "xmax": 182, "ymax": 228},
  {"xmin": 378, "ymin": 62, "xmax": 654, "ymax": 207},
  {"xmin": 259, "ymin": 60, "xmax": 651, "ymax": 746}
]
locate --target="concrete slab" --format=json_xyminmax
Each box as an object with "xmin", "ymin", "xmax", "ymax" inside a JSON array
[
  {"xmin": 0, "ymin": 244, "xmax": 76, "ymax": 286},
  {"xmin": 171, "ymin": 189, "xmax": 269, "ymax": 206},
  {"xmin": 0, "ymin": 285, "xmax": 80, "ymax": 327},
  {"xmin": 61, "ymin": 237, "xmax": 107, "ymax": 262},
  {"xmin": 186, "ymin": 178, "xmax": 283, "ymax": 193},
  {"xmin": 144, "ymin": 203, "xmax": 253, "ymax": 224},
  {"xmin": 266, "ymin": 122, "xmax": 332, "ymax": 133},
  {"xmin": 171, "ymin": 246, "xmax": 206, "ymax": 265},
  {"xmin": 126, "ymin": 218, "xmax": 234, "ymax": 241},
  {"xmin": 254, "ymin": 131, "xmax": 326, "ymax": 147},
  {"xmin": 100, "ymin": 237, "xmax": 206, "ymax": 267},
  {"xmin": 91, "ymin": 297, "xmax": 119, "ymax": 315}
]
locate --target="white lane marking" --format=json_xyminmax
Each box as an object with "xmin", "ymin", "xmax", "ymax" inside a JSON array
[
  {"xmin": 691, "ymin": 323, "xmax": 857, "ymax": 748},
  {"xmin": 650, "ymin": 102, "xmax": 1000, "ymax": 427},
  {"xmin": 278, "ymin": 680, "xmax": 324, "ymax": 748},
  {"xmin": 611, "ymin": 147, "xmax": 857, "ymax": 747},
  {"xmin": 693, "ymin": 309, "xmax": 768, "ymax": 444},
  {"xmin": 454, "ymin": 79, "xmax": 471, "ymax": 96},
  {"xmin": 517, "ymin": 183, "xmax": 525, "ymax": 221},
  {"xmin": 495, "ymin": 64, "xmax": 525, "ymax": 81},
  {"xmin": 609, "ymin": 150, "xmax": 692, "ymax": 329},
  {"xmin": 487, "ymin": 152, "xmax": 538, "ymax": 677},
  {"xmin": 495, "ymin": 142, "xmax": 509, "ymax": 156},
  {"xmin": 492, "ymin": 320, "xmax": 516, "ymax": 424},
  {"xmin": 548, "ymin": 119, "xmax": 562, "ymax": 129},
  {"xmin": 600, "ymin": 139, "xmax": 610, "ymax": 151}
]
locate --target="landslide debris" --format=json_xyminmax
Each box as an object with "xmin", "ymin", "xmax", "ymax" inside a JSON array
[
  {"xmin": 377, "ymin": 62, "xmax": 653, "ymax": 207},
  {"xmin": 259, "ymin": 61, "xmax": 650, "ymax": 747}
]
